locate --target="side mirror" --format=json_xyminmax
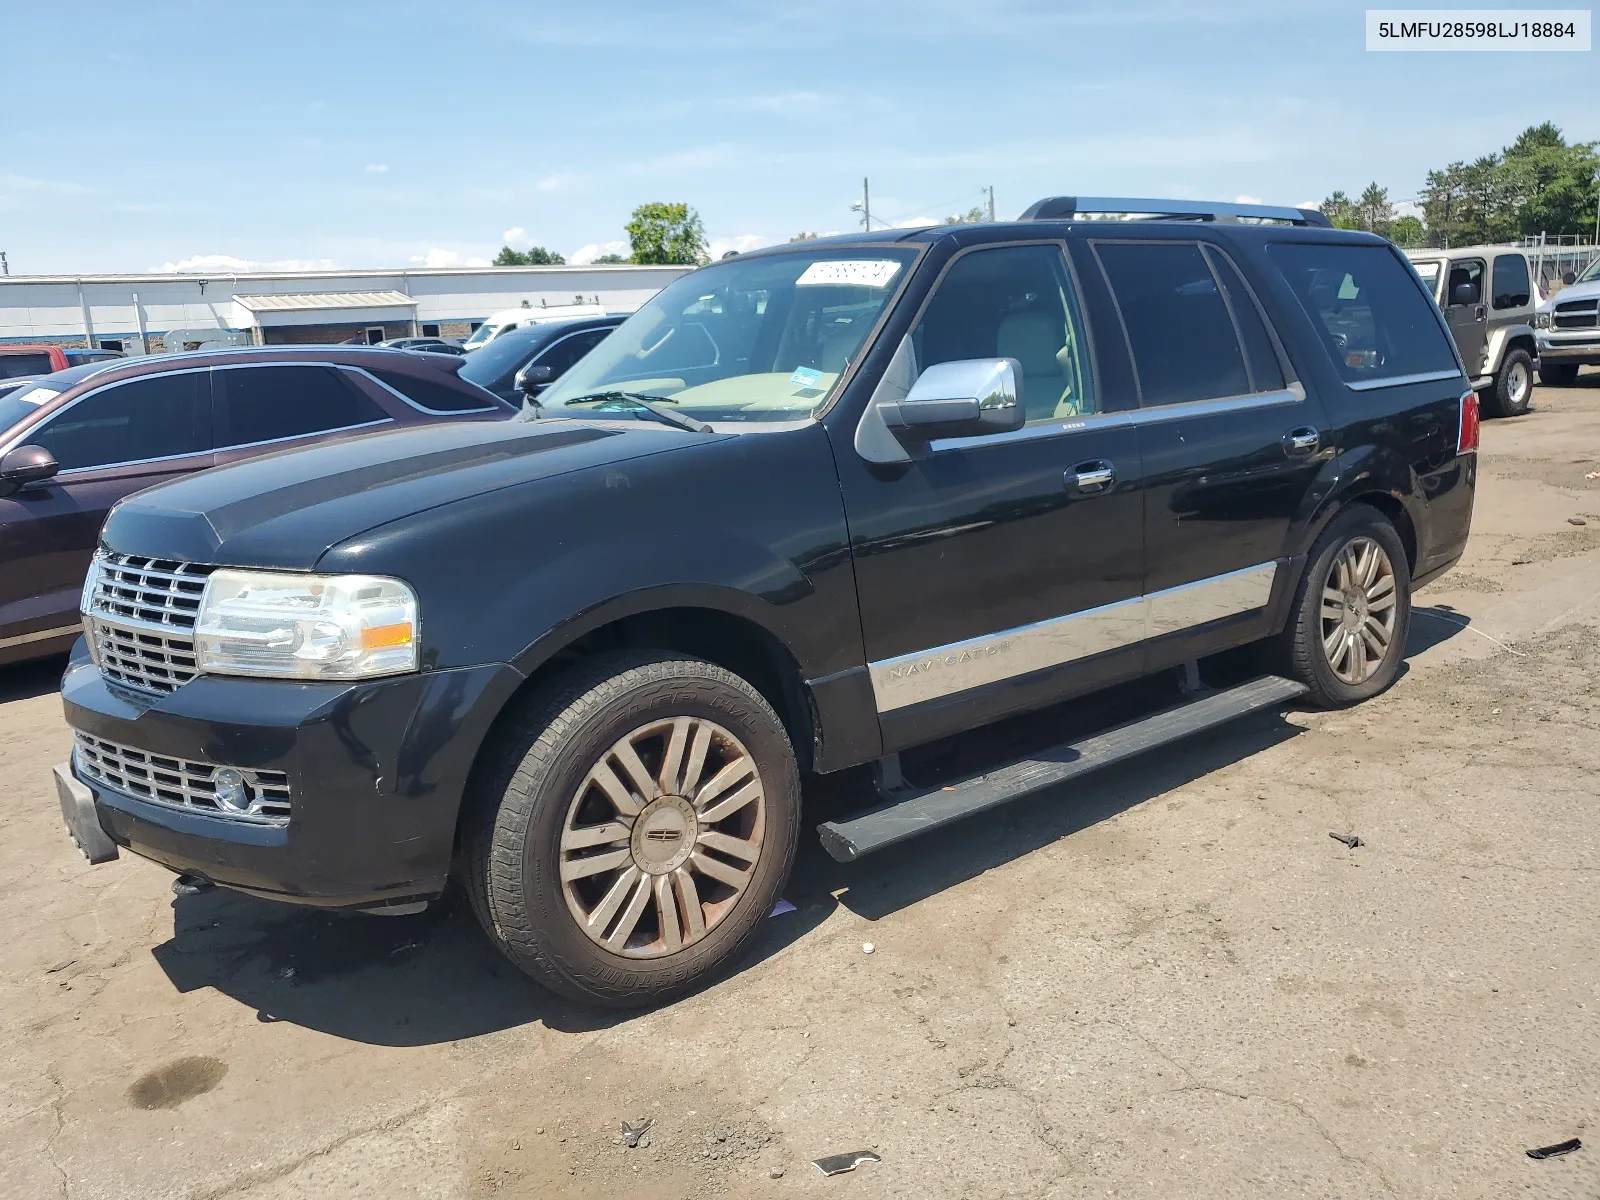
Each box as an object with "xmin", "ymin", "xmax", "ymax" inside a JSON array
[
  {"xmin": 0, "ymin": 445, "xmax": 59, "ymax": 497},
  {"xmin": 880, "ymin": 359, "xmax": 1024, "ymax": 442},
  {"xmin": 1562, "ymin": 271, "xmax": 1577, "ymax": 286},
  {"xmin": 1451, "ymin": 281, "xmax": 1480, "ymax": 307},
  {"xmin": 516, "ymin": 363, "xmax": 556, "ymax": 397}
]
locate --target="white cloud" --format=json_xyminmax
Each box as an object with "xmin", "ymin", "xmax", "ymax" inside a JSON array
[
  {"xmin": 157, "ymin": 253, "xmax": 338, "ymax": 273},
  {"xmin": 364, "ymin": 163, "xmax": 389, "ymax": 174},
  {"xmin": 569, "ymin": 240, "xmax": 629, "ymax": 266},
  {"xmin": 1235, "ymin": 194, "xmax": 1264, "ymax": 205},
  {"xmin": 892, "ymin": 216, "xmax": 938, "ymax": 229},
  {"xmin": 410, "ymin": 248, "xmax": 491, "ymax": 269},
  {"xmin": 1298, "ymin": 199, "xmax": 1320, "ymax": 210},
  {"xmin": 707, "ymin": 233, "xmax": 772, "ymax": 259},
  {"xmin": 502, "ymin": 226, "xmax": 533, "ymax": 250},
  {"xmin": 1395, "ymin": 200, "xmax": 1424, "ymax": 219}
]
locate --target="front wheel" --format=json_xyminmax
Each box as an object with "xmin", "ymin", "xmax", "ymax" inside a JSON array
[
  {"xmin": 1537, "ymin": 362, "xmax": 1579, "ymax": 388},
  {"xmin": 1277, "ymin": 506, "xmax": 1412, "ymax": 708},
  {"xmin": 463, "ymin": 653, "xmax": 800, "ymax": 1007},
  {"xmin": 1483, "ymin": 348, "xmax": 1533, "ymax": 418}
]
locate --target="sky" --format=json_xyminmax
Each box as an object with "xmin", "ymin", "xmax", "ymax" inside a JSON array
[{"xmin": 1, "ymin": 0, "xmax": 1596, "ymax": 275}]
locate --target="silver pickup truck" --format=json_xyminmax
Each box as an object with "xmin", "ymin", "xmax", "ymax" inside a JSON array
[
  {"xmin": 1533, "ymin": 256, "xmax": 1600, "ymax": 387},
  {"xmin": 1406, "ymin": 246, "xmax": 1539, "ymax": 417}
]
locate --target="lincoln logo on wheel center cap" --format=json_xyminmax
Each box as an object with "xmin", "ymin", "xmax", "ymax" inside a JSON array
[{"xmin": 631, "ymin": 795, "xmax": 697, "ymax": 874}]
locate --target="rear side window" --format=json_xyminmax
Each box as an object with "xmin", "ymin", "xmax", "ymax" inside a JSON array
[
  {"xmin": 30, "ymin": 374, "xmax": 209, "ymax": 470},
  {"xmin": 213, "ymin": 365, "xmax": 387, "ymax": 447},
  {"xmin": 1268, "ymin": 243, "xmax": 1458, "ymax": 385},
  {"xmin": 1204, "ymin": 248, "xmax": 1286, "ymax": 392},
  {"xmin": 366, "ymin": 366, "xmax": 499, "ymax": 413},
  {"xmin": 1095, "ymin": 241, "xmax": 1249, "ymax": 406},
  {"xmin": 0, "ymin": 353, "xmax": 54, "ymax": 379},
  {"xmin": 1492, "ymin": 254, "xmax": 1531, "ymax": 310}
]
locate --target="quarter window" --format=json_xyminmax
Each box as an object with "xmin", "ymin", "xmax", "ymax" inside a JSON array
[
  {"xmin": 213, "ymin": 365, "xmax": 387, "ymax": 447},
  {"xmin": 912, "ymin": 244, "xmax": 1098, "ymax": 422},
  {"xmin": 1491, "ymin": 254, "xmax": 1531, "ymax": 309},
  {"xmin": 1269, "ymin": 243, "xmax": 1459, "ymax": 385},
  {"xmin": 29, "ymin": 373, "xmax": 209, "ymax": 471},
  {"xmin": 1095, "ymin": 241, "xmax": 1250, "ymax": 407},
  {"xmin": 366, "ymin": 367, "xmax": 499, "ymax": 413}
]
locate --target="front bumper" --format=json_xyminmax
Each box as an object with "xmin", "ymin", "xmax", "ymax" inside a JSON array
[
  {"xmin": 58, "ymin": 644, "xmax": 523, "ymax": 908},
  {"xmin": 1536, "ymin": 333, "xmax": 1600, "ymax": 363}
]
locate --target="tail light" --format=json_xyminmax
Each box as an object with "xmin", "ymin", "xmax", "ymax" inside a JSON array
[{"xmin": 1458, "ymin": 389, "xmax": 1480, "ymax": 454}]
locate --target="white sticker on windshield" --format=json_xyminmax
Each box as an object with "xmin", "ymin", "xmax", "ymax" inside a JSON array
[
  {"xmin": 11, "ymin": 386, "xmax": 61, "ymax": 407},
  {"xmin": 795, "ymin": 260, "xmax": 902, "ymax": 289}
]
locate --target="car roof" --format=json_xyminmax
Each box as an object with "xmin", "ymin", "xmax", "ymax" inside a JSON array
[
  {"xmin": 1405, "ymin": 245, "xmax": 1527, "ymax": 259},
  {"xmin": 477, "ymin": 315, "xmax": 625, "ymax": 345},
  {"xmin": 0, "ymin": 343, "xmax": 63, "ymax": 353}
]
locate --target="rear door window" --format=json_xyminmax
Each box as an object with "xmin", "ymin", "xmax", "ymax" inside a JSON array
[
  {"xmin": 1492, "ymin": 254, "xmax": 1531, "ymax": 310},
  {"xmin": 1268, "ymin": 243, "xmax": 1459, "ymax": 385},
  {"xmin": 29, "ymin": 374, "xmax": 210, "ymax": 471},
  {"xmin": 213, "ymin": 365, "xmax": 388, "ymax": 447},
  {"xmin": 1204, "ymin": 248, "xmax": 1287, "ymax": 392},
  {"xmin": 1094, "ymin": 241, "xmax": 1250, "ymax": 406}
]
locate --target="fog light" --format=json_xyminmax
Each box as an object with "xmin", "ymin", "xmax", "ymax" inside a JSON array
[{"xmin": 212, "ymin": 768, "xmax": 251, "ymax": 814}]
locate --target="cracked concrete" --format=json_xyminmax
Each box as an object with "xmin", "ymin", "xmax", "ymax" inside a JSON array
[{"xmin": 2, "ymin": 374, "xmax": 1600, "ymax": 1197}]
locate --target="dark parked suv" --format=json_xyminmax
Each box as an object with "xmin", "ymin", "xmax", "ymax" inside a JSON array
[
  {"xmin": 53, "ymin": 198, "xmax": 1477, "ymax": 1007},
  {"xmin": 1, "ymin": 348, "xmax": 513, "ymax": 664}
]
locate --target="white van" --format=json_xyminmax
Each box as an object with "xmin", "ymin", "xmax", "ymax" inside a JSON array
[{"xmin": 463, "ymin": 304, "xmax": 611, "ymax": 349}]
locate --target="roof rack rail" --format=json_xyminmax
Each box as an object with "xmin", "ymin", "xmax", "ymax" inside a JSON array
[{"xmin": 1019, "ymin": 196, "xmax": 1331, "ymax": 228}]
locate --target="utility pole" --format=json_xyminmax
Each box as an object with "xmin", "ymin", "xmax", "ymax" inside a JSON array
[
  {"xmin": 986, "ymin": 185, "xmax": 995, "ymax": 223},
  {"xmin": 851, "ymin": 179, "xmax": 873, "ymax": 230},
  {"xmin": 0, "ymin": 251, "xmax": 8, "ymax": 276}
]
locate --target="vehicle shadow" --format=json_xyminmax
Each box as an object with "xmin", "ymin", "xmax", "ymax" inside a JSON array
[
  {"xmin": 1409, "ymin": 604, "xmax": 1475, "ymax": 655},
  {"xmin": 150, "ymin": 878, "xmax": 834, "ymax": 1046},
  {"xmin": 0, "ymin": 652, "xmax": 68, "ymax": 704}
]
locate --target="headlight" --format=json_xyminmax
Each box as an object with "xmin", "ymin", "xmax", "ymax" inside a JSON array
[
  {"xmin": 1532, "ymin": 312, "xmax": 1551, "ymax": 329},
  {"xmin": 195, "ymin": 570, "xmax": 419, "ymax": 680}
]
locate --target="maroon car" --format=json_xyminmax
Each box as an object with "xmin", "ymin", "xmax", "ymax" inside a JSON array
[{"xmin": 0, "ymin": 347, "xmax": 514, "ymax": 665}]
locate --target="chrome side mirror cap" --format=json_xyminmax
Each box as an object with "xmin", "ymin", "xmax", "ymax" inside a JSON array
[{"xmin": 880, "ymin": 358, "xmax": 1025, "ymax": 442}]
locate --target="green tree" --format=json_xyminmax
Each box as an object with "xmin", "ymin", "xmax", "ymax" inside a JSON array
[
  {"xmin": 1420, "ymin": 125, "xmax": 1598, "ymax": 246},
  {"xmin": 1321, "ymin": 190, "xmax": 1360, "ymax": 230},
  {"xmin": 494, "ymin": 245, "xmax": 566, "ymax": 266},
  {"xmin": 1388, "ymin": 215, "xmax": 1425, "ymax": 247},
  {"xmin": 944, "ymin": 206, "xmax": 989, "ymax": 225},
  {"xmin": 790, "ymin": 231, "xmax": 819, "ymax": 241},
  {"xmin": 593, "ymin": 253, "xmax": 630, "ymax": 264},
  {"xmin": 1356, "ymin": 183, "xmax": 1395, "ymax": 236},
  {"xmin": 624, "ymin": 202, "xmax": 709, "ymax": 265}
]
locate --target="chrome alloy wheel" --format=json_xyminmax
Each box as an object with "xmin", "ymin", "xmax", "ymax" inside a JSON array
[
  {"xmin": 1506, "ymin": 359, "xmax": 1530, "ymax": 406},
  {"xmin": 559, "ymin": 717, "xmax": 765, "ymax": 958},
  {"xmin": 1320, "ymin": 537, "xmax": 1398, "ymax": 684}
]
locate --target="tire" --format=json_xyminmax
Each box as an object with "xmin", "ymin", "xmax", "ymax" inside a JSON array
[
  {"xmin": 1276, "ymin": 506, "xmax": 1412, "ymax": 708},
  {"xmin": 1538, "ymin": 362, "xmax": 1579, "ymax": 388},
  {"xmin": 1483, "ymin": 348, "xmax": 1533, "ymax": 418},
  {"xmin": 462, "ymin": 652, "xmax": 800, "ymax": 1007}
]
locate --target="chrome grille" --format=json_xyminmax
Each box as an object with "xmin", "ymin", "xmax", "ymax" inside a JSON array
[
  {"xmin": 84, "ymin": 552, "xmax": 214, "ymax": 694},
  {"xmin": 1553, "ymin": 300, "xmax": 1598, "ymax": 330},
  {"xmin": 90, "ymin": 552, "xmax": 212, "ymax": 628},
  {"xmin": 73, "ymin": 731, "xmax": 291, "ymax": 826}
]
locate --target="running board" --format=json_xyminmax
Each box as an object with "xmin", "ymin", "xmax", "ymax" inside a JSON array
[{"xmin": 816, "ymin": 674, "xmax": 1308, "ymax": 863}]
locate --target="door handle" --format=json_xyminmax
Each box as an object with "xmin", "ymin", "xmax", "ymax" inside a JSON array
[
  {"xmin": 1064, "ymin": 460, "xmax": 1116, "ymax": 494},
  {"xmin": 1282, "ymin": 427, "xmax": 1320, "ymax": 456},
  {"xmin": 1474, "ymin": 304, "xmax": 1487, "ymax": 321}
]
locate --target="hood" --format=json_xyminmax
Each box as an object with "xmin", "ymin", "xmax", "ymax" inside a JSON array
[
  {"xmin": 1540, "ymin": 278, "xmax": 1600, "ymax": 312},
  {"xmin": 103, "ymin": 417, "xmax": 706, "ymax": 568}
]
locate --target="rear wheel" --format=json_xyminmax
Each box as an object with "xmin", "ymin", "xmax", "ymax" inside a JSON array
[
  {"xmin": 1483, "ymin": 348, "xmax": 1533, "ymax": 417},
  {"xmin": 463, "ymin": 652, "xmax": 800, "ymax": 1007},
  {"xmin": 1277, "ymin": 506, "xmax": 1411, "ymax": 708},
  {"xmin": 1538, "ymin": 362, "xmax": 1579, "ymax": 388}
]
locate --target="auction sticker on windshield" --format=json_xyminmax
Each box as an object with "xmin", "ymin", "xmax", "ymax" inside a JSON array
[{"xmin": 796, "ymin": 260, "xmax": 903, "ymax": 288}]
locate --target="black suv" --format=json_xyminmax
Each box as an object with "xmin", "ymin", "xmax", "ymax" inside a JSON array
[{"xmin": 53, "ymin": 198, "xmax": 1477, "ymax": 1007}]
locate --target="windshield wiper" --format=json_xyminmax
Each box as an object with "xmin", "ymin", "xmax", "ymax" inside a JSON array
[{"xmin": 560, "ymin": 392, "xmax": 712, "ymax": 434}]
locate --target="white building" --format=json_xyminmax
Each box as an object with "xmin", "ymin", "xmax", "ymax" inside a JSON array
[{"xmin": 0, "ymin": 264, "xmax": 693, "ymax": 352}]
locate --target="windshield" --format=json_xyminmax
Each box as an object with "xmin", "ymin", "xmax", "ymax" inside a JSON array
[
  {"xmin": 463, "ymin": 321, "xmax": 509, "ymax": 348},
  {"xmin": 1577, "ymin": 257, "xmax": 1600, "ymax": 285},
  {"xmin": 0, "ymin": 352, "xmax": 54, "ymax": 379},
  {"xmin": 539, "ymin": 249, "xmax": 917, "ymax": 423},
  {"xmin": 458, "ymin": 325, "xmax": 546, "ymax": 387},
  {"xmin": 0, "ymin": 385, "xmax": 62, "ymax": 437},
  {"xmin": 1410, "ymin": 260, "xmax": 1442, "ymax": 296}
]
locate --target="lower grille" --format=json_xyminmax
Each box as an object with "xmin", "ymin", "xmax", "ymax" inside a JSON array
[{"xmin": 73, "ymin": 731, "xmax": 291, "ymax": 826}]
